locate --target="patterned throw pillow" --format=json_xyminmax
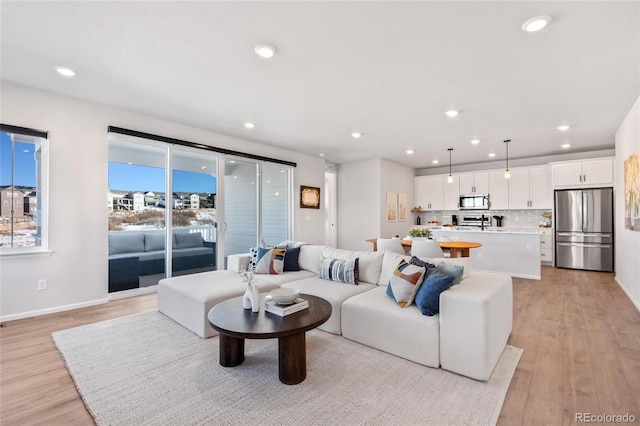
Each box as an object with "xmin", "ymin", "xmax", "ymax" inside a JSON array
[
  {"xmin": 249, "ymin": 247, "xmax": 260, "ymax": 270},
  {"xmin": 319, "ymin": 257, "xmax": 359, "ymax": 285},
  {"xmin": 409, "ymin": 256, "xmax": 436, "ymax": 270},
  {"xmin": 385, "ymin": 260, "xmax": 427, "ymax": 308},
  {"xmin": 414, "ymin": 269, "xmax": 455, "ymax": 316},
  {"xmin": 254, "ymin": 247, "xmax": 287, "ymax": 274},
  {"xmin": 436, "ymin": 261, "xmax": 464, "ymax": 285}
]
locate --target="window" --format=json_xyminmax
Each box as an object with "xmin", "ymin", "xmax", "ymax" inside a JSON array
[{"xmin": 0, "ymin": 124, "xmax": 48, "ymax": 252}]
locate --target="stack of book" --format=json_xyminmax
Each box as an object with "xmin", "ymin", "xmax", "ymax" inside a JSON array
[{"xmin": 265, "ymin": 297, "xmax": 309, "ymax": 316}]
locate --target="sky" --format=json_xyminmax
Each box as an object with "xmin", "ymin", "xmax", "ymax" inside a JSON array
[
  {"xmin": 108, "ymin": 162, "xmax": 217, "ymax": 193},
  {"xmin": 0, "ymin": 132, "xmax": 36, "ymax": 187},
  {"xmin": 1, "ymin": 131, "xmax": 217, "ymax": 193}
]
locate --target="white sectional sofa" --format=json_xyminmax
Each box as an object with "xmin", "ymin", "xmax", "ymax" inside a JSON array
[{"xmin": 158, "ymin": 244, "xmax": 512, "ymax": 381}]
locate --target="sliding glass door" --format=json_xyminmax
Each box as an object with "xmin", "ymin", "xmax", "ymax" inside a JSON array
[
  {"xmin": 170, "ymin": 147, "xmax": 218, "ymax": 277},
  {"xmin": 108, "ymin": 138, "xmax": 218, "ymax": 293},
  {"xmin": 224, "ymin": 158, "xmax": 292, "ymax": 261}
]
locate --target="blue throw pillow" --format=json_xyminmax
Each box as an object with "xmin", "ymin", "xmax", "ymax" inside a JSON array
[
  {"xmin": 436, "ymin": 261, "xmax": 464, "ymax": 285},
  {"xmin": 283, "ymin": 246, "xmax": 301, "ymax": 271},
  {"xmin": 414, "ymin": 269, "xmax": 454, "ymax": 316},
  {"xmin": 409, "ymin": 256, "xmax": 435, "ymax": 270}
]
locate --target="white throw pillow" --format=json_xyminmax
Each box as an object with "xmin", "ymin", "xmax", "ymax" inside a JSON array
[
  {"xmin": 298, "ymin": 245, "xmax": 326, "ymax": 275},
  {"xmin": 378, "ymin": 251, "xmax": 410, "ymax": 285}
]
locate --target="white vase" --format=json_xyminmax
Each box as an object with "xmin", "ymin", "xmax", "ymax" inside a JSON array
[
  {"xmin": 242, "ymin": 283, "xmax": 253, "ymax": 309},
  {"xmin": 249, "ymin": 284, "xmax": 259, "ymax": 313}
]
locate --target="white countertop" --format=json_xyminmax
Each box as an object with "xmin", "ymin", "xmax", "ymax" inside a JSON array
[{"xmin": 430, "ymin": 227, "xmax": 547, "ymax": 235}]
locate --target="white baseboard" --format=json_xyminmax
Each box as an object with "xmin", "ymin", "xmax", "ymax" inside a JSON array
[
  {"xmin": 0, "ymin": 298, "xmax": 109, "ymax": 323},
  {"xmin": 615, "ymin": 276, "xmax": 640, "ymax": 313}
]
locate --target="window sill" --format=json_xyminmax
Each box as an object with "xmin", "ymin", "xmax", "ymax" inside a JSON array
[{"xmin": 0, "ymin": 249, "xmax": 53, "ymax": 259}]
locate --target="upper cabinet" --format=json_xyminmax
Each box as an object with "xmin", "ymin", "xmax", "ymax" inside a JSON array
[
  {"xmin": 508, "ymin": 165, "xmax": 552, "ymax": 210},
  {"xmin": 459, "ymin": 172, "xmax": 489, "ymax": 195},
  {"xmin": 443, "ymin": 174, "xmax": 460, "ymax": 210},
  {"xmin": 488, "ymin": 170, "xmax": 509, "ymax": 210},
  {"xmin": 552, "ymin": 158, "xmax": 614, "ymax": 188},
  {"xmin": 415, "ymin": 175, "xmax": 444, "ymax": 211}
]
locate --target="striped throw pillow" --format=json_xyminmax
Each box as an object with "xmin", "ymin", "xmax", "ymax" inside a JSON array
[{"xmin": 319, "ymin": 257, "xmax": 359, "ymax": 285}]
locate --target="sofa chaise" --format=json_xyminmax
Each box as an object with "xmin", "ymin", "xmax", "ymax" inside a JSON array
[{"xmin": 157, "ymin": 244, "xmax": 512, "ymax": 381}]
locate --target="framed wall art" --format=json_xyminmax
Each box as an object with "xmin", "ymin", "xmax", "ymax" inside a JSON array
[
  {"xmin": 386, "ymin": 192, "xmax": 398, "ymax": 222},
  {"xmin": 624, "ymin": 148, "xmax": 640, "ymax": 231},
  {"xmin": 300, "ymin": 185, "xmax": 320, "ymax": 209},
  {"xmin": 397, "ymin": 192, "xmax": 407, "ymax": 222}
]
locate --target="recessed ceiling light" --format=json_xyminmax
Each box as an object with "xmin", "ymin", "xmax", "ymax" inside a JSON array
[
  {"xmin": 522, "ymin": 15, "xmax": 552, "ymax": 32},
  {"xmin": 229, "ymin": 160, "xmax": 235, "ymax": 164},
  {"xmin": 432, "ymin": 159, "xmax": 439, "ymax": 164},
  {"xmin": 557, "ymin": 124, "xmax": 571, "ymax": 131},
  {"xmin": 201, "ymin": 166, "xmax": 206, "ymax": 170},
  {"xmin": 244, "ymin": 122, "xmax": 255, "ymax": 129},
  {"xmin": 254, "ymin": 44, "xmax": 276, "ymax": 58},
  {"xmin": 319, "ymin": 153, "xmax": 325, "ymax": 157},
  {"xmin": 470, "ymin": 139, "xmax": 480, "ymax": 145},
  {"xmin": 406, "ymin": 149, "xmax": 414, "ymax": 155},
  {"xmin": 445, "ymin": 110, "xmax": 459, "ymax": 118},
  {"xmin": 55, "ymin": 66, "xmax": 76, "ymax": 77},
  {"xmin": 488, "ymin": 153, "xmax": 496, "ymax": 157},
  {"xmin": 561, "ymin": 143, "xmax": 571, "ymax": 149},
  {"xmin": 351, "ymin": 132, "xmax": 362, "ymax": 139}
]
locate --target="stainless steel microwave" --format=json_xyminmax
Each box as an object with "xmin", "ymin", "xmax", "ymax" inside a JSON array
[{"xmin": 459, "ymin": 194, "xmax": 489, "ymax": 210}]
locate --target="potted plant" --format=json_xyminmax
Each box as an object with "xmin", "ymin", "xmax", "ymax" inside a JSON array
[{"xmin": 408, "ymin": 228, "xmax": 431, "ymax": 240}]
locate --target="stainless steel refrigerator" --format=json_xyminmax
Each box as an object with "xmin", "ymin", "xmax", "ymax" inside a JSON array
[{"xmin": 555, "ymin": 188, "xmax": 614, "ymax": 272}]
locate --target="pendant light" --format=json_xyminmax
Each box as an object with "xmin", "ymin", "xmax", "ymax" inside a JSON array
[
  {"xmin": 504, "ymin": 139, "xmax": 511, "ymax": 179},
  {"xmin": 447, "ymin": 148, "xmax": 454, "ymax": 183}
]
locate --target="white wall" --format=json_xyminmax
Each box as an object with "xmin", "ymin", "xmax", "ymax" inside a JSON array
[
  {"xmin": 337, "ymin": 158, "xmax": 415, "ymax": 251},
  {"xmin": 0, "ymin": 82, "xmax": 325, "ymax": 320},
  {"xmin": 615, "ymin": 95, "xmax": 640, "ymax": 310},
  {"xmin": 337, "ymin": 159, "xmax": 380, "ymax": 251}
]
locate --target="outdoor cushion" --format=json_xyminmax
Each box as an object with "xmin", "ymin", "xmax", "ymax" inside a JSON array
[{"xmin": 108, "ymin": 233, "xmax": 145, "ymax": 255}]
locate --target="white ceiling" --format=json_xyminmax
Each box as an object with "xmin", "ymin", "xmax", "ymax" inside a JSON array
[{"xmin": 1, "ymin": 1, "xmax": 638, "ymax": 169}]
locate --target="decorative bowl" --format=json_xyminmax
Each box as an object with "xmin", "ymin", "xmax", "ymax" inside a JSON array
[{"xmin": 269, "ymin": 288, "xmax": 300, "ymax": 304}]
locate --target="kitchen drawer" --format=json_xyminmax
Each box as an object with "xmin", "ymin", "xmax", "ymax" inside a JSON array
[
  {"xmin": 540, "ymin": 236, "xmax": 552, "ymax": 247},
  {"xmin": 540, "ymin": 248, "xmax": 553, "ymax": 262}
]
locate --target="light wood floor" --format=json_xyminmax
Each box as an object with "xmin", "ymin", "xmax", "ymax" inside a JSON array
[{"xmin": 1, "ymin": 266, "xmax": 639, "ymax": 425}]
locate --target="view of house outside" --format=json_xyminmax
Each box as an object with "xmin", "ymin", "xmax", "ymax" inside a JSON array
[
  {"xmin": 108, "ymin": 162, "xmax": 217, "ymax": 241},
  {"xmin": 0, "ymin": 131, "xmax": 40, "ymax": 248}
]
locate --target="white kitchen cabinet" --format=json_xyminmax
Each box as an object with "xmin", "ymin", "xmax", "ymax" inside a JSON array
[
  {"xmin": 415, "ymin": 175, "xmax": 444, "ymax": 211},
  {"xmin": 459, "ymin": 172, "xmax": 489, "ymax": 195},
  {"xmin": 443, "ymin": 174, "xmax": 459, "ymax": 210},
  {"xmin": 540, "ymin": 228, "xmax": 552, "ymax": 264},
  {"xmin": 508, "ymin": 166, "xmax": 552, "ymax": 210},
  {"xmin": 489, "ymin": 170, "xmax": 509, "ymax": 210},
  {"xmin": 528, "ymin": 165, "xmax": 552, "ymax": 209},
  {"xmin": 552, "ymin": 157, "xmax": 614, "ymax": 188}
]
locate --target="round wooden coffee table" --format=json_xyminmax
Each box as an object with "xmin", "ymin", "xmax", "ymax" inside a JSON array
[{"xmin": 207, "ymin": 293, "xmax": 331, "ymax": 385}]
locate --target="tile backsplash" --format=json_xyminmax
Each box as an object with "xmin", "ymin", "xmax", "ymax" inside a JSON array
[{"xmin": 415, "ymin": 209, "xmax": 553, "ymax": 229}]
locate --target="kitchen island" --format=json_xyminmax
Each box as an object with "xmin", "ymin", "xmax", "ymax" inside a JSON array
[{"xmin": 430, "ymin": 228, "xmax": 542, "ymax": 280}]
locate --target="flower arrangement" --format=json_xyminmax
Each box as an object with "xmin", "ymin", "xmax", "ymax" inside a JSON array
[
  {"xmin": 408, "ymin": 228, "xmax": 430, "ymax": 238},
  {"xmin": 239, "ymin": 265, "xmax": 254, "ymax": 286},
  {"xmin": 541, "ymin": 212, "xmax": 552, "ymax": 219}
]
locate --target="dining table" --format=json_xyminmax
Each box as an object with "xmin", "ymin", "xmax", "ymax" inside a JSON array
[{"xmin": 366, "ymin": 238, "xmax": 481, "ymax": 258}]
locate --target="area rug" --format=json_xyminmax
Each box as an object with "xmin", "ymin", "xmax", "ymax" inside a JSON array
[{"xmin": 53, "ymin": 311, "xmax": 522, "ymax": 426}]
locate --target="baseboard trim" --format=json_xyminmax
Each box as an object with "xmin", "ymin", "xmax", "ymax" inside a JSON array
[
  {"xmin": 614, "ymin": 276, "xmax": 640, "ymax": 313},
  {"xmin": 0, "ymin": 298, "xmax": 109, "ymax": 323},
  {"xmin": 108, "ymin": 285, "xmax": 158, "ymax": 301}
]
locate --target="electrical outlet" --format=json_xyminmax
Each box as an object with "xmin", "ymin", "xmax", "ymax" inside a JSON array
[
  {"xmin": 526, "ymin": 243, "xmax": 532, "ymax": 250},
  {"xmin": 478, "ymin": 252, "xmax": 483, "ymax": 259},
  {"xmin": 37, "ymin": 279, "xmax": 47, "ymax": 290}
]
